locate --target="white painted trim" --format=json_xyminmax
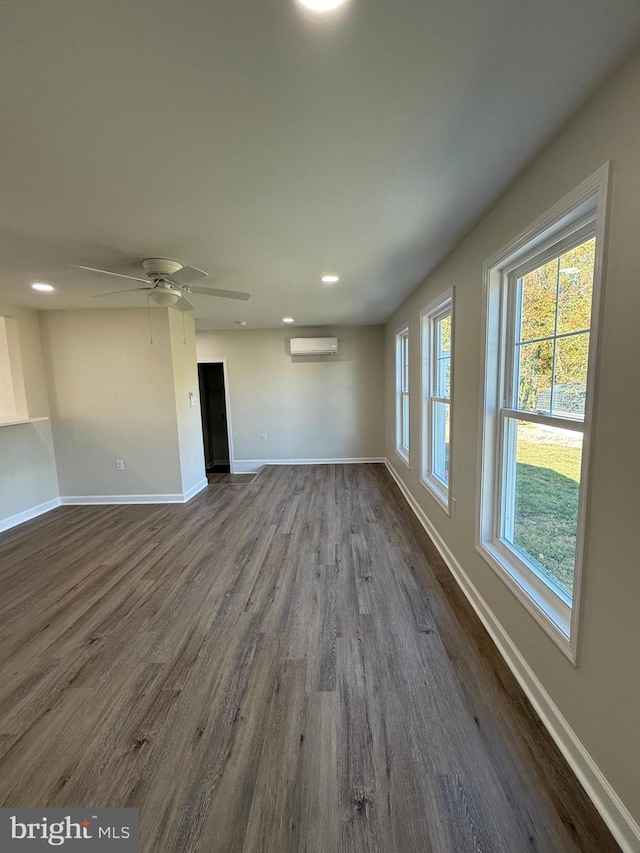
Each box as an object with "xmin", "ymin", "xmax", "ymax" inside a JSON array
[
  {"xmin": 483, "ymin": 164, "xmax": 610, "ymax": 273},
  {"xmin": 4, "ymin": 483, "xmax": 208, "ymax": 520},
  {"xmin": 234, "ymin": 457, "xmax": 386, "ymax": 474},
  {"xmin": 183, "ymin": 478, "xmax": 208, "ymax": 502},
  {"xmin": 0, "ymin": 415, "xmax": 49, "ymax": 428},
  {"xmin": 395, "ymin": 324, "xmax": 410, "ymax": 462},
  {"xmin": 420, "ymin": 287, "xmax": 455, "ymax": 517},
  {"xmin": 395, "ymin": 449, "xmax": 411, "ymax": 470},
  {"xmin": 477, "ymin": 163, "xmax": 611, "ymax": 665},
  {"xmin": 61, "ymin": 492, "xmax": 189, "ymax": 505},
  {"xmin": 0, "ymin": 497, "xmax": 61, "ymax": 533},
  {"xmin": 232, "ymin": 460, "xmax": 265, "ymax": 474},
  {"xmin": 384, "ymin": 457, "xmax": 640, "ymax": 853}
]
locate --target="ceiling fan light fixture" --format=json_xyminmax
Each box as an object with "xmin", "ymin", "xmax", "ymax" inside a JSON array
[
  {"xmin": 150, "ymin": 289, "xmax": 181, "ymax": 307},
  {"xmin": 297, "ymin": 0, "xmax": 348, "ymax": 12}
]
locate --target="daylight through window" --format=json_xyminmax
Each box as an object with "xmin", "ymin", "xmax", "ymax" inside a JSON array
[
  {"xmin": 395, "ymin": 326, "xmax": 410, "ymax": 463},
  {"xmin": 502, "ymin": 237, "xmax": 594, "ymax": 600},
  {"xmin": 421, "ymin": 292, "xmax": 453, "ymax": 512},
  {"xmin": 478, "ymin": 166, "xmax": 608, "ymax": 659}
]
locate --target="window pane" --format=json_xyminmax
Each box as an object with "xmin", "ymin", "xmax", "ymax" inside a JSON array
[
  {"xmin": 552, "ymin": 333, "xmax": 589, "ymax": 418},
  {"xmin": 396, "ymin": 330, "xmax": 409, "ymax": 456},
  {"xmin": 439, "ymin": 314, "xmax": 451, "ymax": 352},
  {"xmin": 435, "ymin": 314, "xmax": 451, "ymax": 398},
  {"xmin": 432, "ymin": 400, "xmax": 450, "ymax": 486},
  {"xmin": 403, "ymin": 336, "xmax": 409, "ymax": 392},
  {"xmin": 519, "ymin": 258, "xmax": 557, "ymax": 342},
  {"xmin": 503, "ymin": 419, "xmax": 582, "ymax": 598},
  {"xmin": 402, "ymin": 394, "xmax": 409, "ymax": 450},
  {"xmin": 557, "ymin": 239, "xmax": 594, "ymax": 335},
  {"xmin": 436, "ymin": 354, "xmax": 451, "ymax": 399},
  {"xmin": 516, "ymin": 340, "xmax": 553, "ymax": 412}
]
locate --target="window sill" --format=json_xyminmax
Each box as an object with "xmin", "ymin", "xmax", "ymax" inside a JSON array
[
  {"xmin": 420, "ymin": 475, "xmax": 451, "ymax": 516},
  {"xmin": 395, "ymin": 449, "xmax": 410, "ymax": 469},
  {"xmin": 0, "ymin": 416, "xmax": 49, "ymax": 428},
  {"xmin": 476, "ymin": 539, "xmax": 575, "ymax": 663}
]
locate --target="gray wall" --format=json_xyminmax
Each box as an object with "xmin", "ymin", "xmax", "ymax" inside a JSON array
[
  {"xmin": 384, "ymin": 48, "xmax": 640, "ymax": 826},
  {"xmin": 196, "ymin": 326, "xmax": 385, "ymax": 465},
  {"xmin": 40, "ymin": 308, "xmax": 196, "ymax": 499}
]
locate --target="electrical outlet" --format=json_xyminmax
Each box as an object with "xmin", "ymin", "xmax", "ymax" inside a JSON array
[
  {"xmin": 261, "ymin": 433, "xmax": 267, "ymax": 442},
  {"xmin": 116, "ymin": 459, "xmax": 125, "ymax": 471}
]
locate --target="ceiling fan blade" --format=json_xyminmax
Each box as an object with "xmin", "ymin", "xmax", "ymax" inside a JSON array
[
  {"xmin": 176, "ymin": 294, "xmax": 195, "ymax": 312},
  {"xmin": 167, "ymin": 265, "xmax": 208, "ymax": 286},
  {"xmin": 72, "ymin": 265, "xmax": 150, "ymax": 285},
  {"xmin": 187, "ymin": 285, "xmax": 251, "ymax": 301},
  {"xmin": 91, "ymin": 287, "xmax": 152, "ymax": 297}
]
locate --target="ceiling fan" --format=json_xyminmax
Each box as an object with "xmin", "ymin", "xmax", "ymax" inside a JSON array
[{"xmin": 73, "ymin": 258, "xmax": 251, "ymax": 310}]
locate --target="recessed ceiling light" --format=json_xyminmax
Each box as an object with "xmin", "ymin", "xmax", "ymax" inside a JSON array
[
  {"xmin": 32, "ymin": 282, "xmax": 55, "ymax": 292},
  {"xmin": 321, "ymin": 274, "xmax": 340, "ymax": 285},
  {"xmin": 234, "ymin": 320, "xmax": 248, "ymax": 326},
  {"xmin": 297, "ymin": 0, "xmax": 348, "ymax": 12},
  {"xmin": 283, "ymin": 317, "xmax": 295, "ymax": 324}
]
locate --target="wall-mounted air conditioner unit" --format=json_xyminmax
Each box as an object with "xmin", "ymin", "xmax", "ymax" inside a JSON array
[{"xmin": 289, "ymin": 337, "xmax": 338, "ymax": 356}]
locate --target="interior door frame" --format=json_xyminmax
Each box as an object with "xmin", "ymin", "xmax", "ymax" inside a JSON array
[{"xmin": 197, "ymin": 358, "xmax": 236, "ymax": 474}]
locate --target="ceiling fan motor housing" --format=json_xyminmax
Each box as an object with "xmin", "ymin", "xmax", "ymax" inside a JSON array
[{"xmin": 142, "ymin": 258, "xmax": 184, "ymax": 281}]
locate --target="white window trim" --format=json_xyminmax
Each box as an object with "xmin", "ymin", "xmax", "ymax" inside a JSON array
[
  {"xmin": 476, "ymin": 163, "xmax": 610, "ymax": 664},
  {"xmin": 395, "ymin": 324, "xmax": 410, "ymax": 467},
  {"xmin": 420, "ymin": 289, "xmax": 454, "ymax": 515}
]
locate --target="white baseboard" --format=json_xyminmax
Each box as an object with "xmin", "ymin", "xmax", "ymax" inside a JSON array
[
  {"xmin": 183, "ymin": 478, "xmax": 208, "ymax": 502},
  {"xmin": 232, "ymin": 457, "xmax": 385, "ymax": 474},
  {"xmin": 384, "ymin": 458, "xmax": 640, "ymax": 853},
  {"xmin": 231, "ymin": 460, "xmax": 263, "ymax": 474},
  {"xmin": 60, "ymin": 478, "xmax": 209, "ymax": 507},
  {"xmin": 4, "ymin": 482, "xmax": 208, "ymax": 521},
  {"xmin": 61, "ymin": 492, "xmax": 186, "ymax": 505},
  {"xmin": 0, "ymin": 497, "xmax": 61, "ymax": 534},
  {"xmin": 3, "ymin": 478, "xmax": 203, "ymax": 527}
]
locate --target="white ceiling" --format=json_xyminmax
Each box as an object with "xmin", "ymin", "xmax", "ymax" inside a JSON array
[{"xmin": 1, "ymin": 1, "xmax": 639, "ymax": 330}]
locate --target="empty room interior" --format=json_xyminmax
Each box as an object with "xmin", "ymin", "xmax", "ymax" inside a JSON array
[{"xmin": 1, "ymin": 1, "xmax": 640, "ymax": 851}]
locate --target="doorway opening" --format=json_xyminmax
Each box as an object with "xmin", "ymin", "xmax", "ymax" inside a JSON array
[{"xmin": 198, "ymin": 362, "xmax": 231, "ymax": 475}]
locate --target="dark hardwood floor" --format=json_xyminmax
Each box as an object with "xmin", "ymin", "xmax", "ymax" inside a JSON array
[
  {"xmin": 0, "ymin": 464, "xmax": 619, "ymax": 852},
  {"xmin": 207, "ymin": 472, "xmax": 259, "ymax": 485}
]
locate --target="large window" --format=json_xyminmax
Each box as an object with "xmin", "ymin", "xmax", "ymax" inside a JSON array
[
  {"xmin": 395, "ymin": 325, "xmax": 410, "ymax": 464},
  {"xmin": 421, "ymin": 291, "xmax": 453, "ymax": 513},
  {"xmin": 478, "ymin": 166, "xmax": 608, "ymax": 660}
]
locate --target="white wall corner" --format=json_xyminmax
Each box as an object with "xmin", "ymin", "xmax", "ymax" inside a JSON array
[
  {"xmin": 384, "ymin": 457, "xmax": 640, "ymax": 853},
  {"xmin": 0, "ymin": 497, "xmax": 61, "ymax": 534},
  {"xmin": 182, "ymin": 478, "xmax": 208, "ymax": 502}
]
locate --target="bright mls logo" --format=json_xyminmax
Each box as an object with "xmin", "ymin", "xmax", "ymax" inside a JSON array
[{"xmin": 0, "ymin": 809, "xmax": 138, "ymax": 850}]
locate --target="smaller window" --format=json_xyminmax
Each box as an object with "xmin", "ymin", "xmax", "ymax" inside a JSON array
[
  {"xmin": 395, "ymin": 326, "xmax": 410, "ymax": 464},
  {"xmin": 421, "ymin": 291, "xmax": 454, "ymax": 512}
]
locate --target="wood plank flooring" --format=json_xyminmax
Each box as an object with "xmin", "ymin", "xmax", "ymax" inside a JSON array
[
  {"xmin": 207, "ymin": 473, "xmax": 258, "ymax": 485},
  {"xmin": 0, "ymin": 464, "xmax": 619, "ymax": 852}
]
